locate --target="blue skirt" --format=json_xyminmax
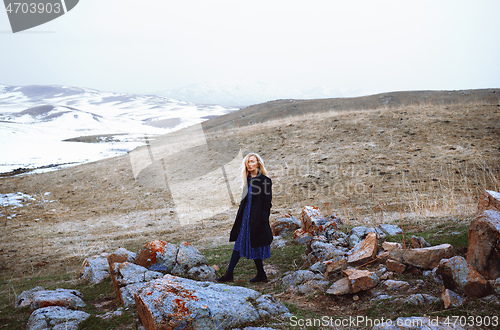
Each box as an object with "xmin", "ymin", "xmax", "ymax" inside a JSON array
[{"xmin": 233, "ymin": 178, "xmax": 271, "ymax": 260}]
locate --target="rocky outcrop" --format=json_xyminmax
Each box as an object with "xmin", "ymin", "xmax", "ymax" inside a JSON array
[
  {"xmin": 466, "ymin": 209, "xmax": 500, "ymax": 280},
  {"xmin": 301, "ymin": 206, "xmax": 326, "ymax": 234},
  {"xmin": 15, "ymin": 286, "xmax": 44, "ymax": 308},
  {"xmin": 171, "ymin": 242, "xmax": 209, "ymax": 276},
  {"xmin": 271, "ymin": 214, "xmax": 300, "ymax": 236},
  {"xmin": 79, "ymin": 253, "xmax": 110, "ymax": 284},
  {"xmin": 134, "ymin": 275, "xmax": 291, "ymax": 330},
  {"xmin": 436, "ymin": 256, "xmax": 492, "ymax": 298},
  {"xmin": 388, "ymin": 244, "xmax": 454, "ymax": 269},
  {"xmin": 110, "ymin": 262, "xmax": 163, "ymax": 304},
  {"xmin": 347, "ymin": 232, "xmax": 378, "ymax": 266},
  {"xmin": 27, "ymin": 306, "xmax": 89, "ymax": 330}
]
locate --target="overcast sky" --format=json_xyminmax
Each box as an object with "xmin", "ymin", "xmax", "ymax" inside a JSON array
[{"xmin": 1, "ymin": 0, "xmax": 499, "ymax": 96}]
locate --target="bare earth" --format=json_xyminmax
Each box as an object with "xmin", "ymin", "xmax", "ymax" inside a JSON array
[{"xmin": 0, "ymin": 92, "xmax": 499, "ymax": 281}]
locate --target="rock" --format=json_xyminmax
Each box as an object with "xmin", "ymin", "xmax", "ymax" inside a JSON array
[
  {"xmin": 431, "ymin": 267, "xmax": 443, "ymax": 285},
  {"xmin": 371, "ymin": 294, "xmax": 392, "ymax": 302},
  {"xmin": 372, "ymin": 316, "xmax": 465, "ymax": 329},
  {"xmin": 383, "ymin": 280, "xmax": 410, "ymax": 291},
  {"xmin": 348, "ymin": 226, "xmax": 385, "ymax": 248},
  {"xmin": 297, "ymin": 280, "xmax": 330, "ymax": 295},
  {"xmin": 480, "ymin": 294, "xmax": 500, "ymax": 305},
  {"xmin": 493, "ymin": 277, "xmax": 500, "ymax": 295},
  {"xmin": 326, "ymin": 277, "xmax": 351, "ymax": 295},
  {"xmin": 270, "ymin": 236, "xmax": 287, "ymax": 250},
  {"xmin": 436, "ymin": 256, "xmax": 492, "ymax": 298},
  {"xmin": 96, "ymin": 308, "xmax": 123, "ymax": 320},
  {"xmin": 377, "ymin": 224, "xmax": 403, "ymax": 236},
  {"xmin": 382, "ymin": 242, "xmax": 402, "ymax": 252},
  {"xmin": 347, "ymin": 232, "xmax": 378, "ymax": 266},
  {"xmin": 282, "ymin": 270, "xmax": 322, "ymax": 287},
  {"xmin": 135, "ymin": 240, "xmax": 178, "ymax": 272},
  {"xmin": 477, "ymin": 189, "xmax": 500, "ymax": 214},
  {"xmin": 380, "ymin": 272, "xmax": 394, "ymax": 280},
  {"xmin": 270, "ymin": 214, "xmax": 300, "ymax": 236},
  {"xmin": 466, "ymin": 209, "xmax": 500, "ymax": 280},
  {"xmin": 187, "ymin": 265, "xmax": 217, "ymax": 281},
  {"xmin": 107, "ymin": 247, "xmax": 137, "ymax": 266},
  {"xmin": 308, "ymin": 241, "xmax": 346, "ymax": 263},
  {"xmin": 79, "ymin": 253, "xmax": 110, "ymax": 284},
  {"xmin": 410, "ymin": 235, "xmax": 431, "ymax": 248},
  {"xmin": 30, "ymin": 289, "xmax": 85, "ymax": 311},
  {"xmin": 27, "ymin": 306, "xmax": 89, "ymax": 330},
  {"xmin": 120, "ymin": 282, "xmax": 148, "ymax": 307},
  {"xmin": 293, "ymin": 228, "xmax": 313, "ymax": 244},
  {"xmin": 343, "ymin": 268, "xmax": 379, "ymax": 293},
  {"xmin": 110, "ymin": 262, "xmax": 163, "ymax": 303},
  {"xmin": 171, "ymin": 242, "xmax": 208, "ymax": 276},
  {"xmin": 388, "ymin": 243, "xmax": 454, "ymax": 269},
  {"xmin": 441, "ymin": 289, "xmax": 466, "ymax": 309},
  {"xmin": 301, "ymin": 206, "xmax": 325, "ymax": 234},
  {"xmin": 386, "ymin": 259, "xmax": 406, "ymax": 274},
  {"xmin": 325, "ymin": 257, "xmax": 347, "ymax": 278},
  {"xmin": 15, "ymin": 286, "xmax": 44, "ymax": 308},
  {"xmin": 404, "ymin": 294, "xmax": 439, "ymax": 306},
  {"xmin": 309, "ymin": 261, "xmax": 327, "ymax": 274},
  {"xmin": 134, "ymin": 275, "xmax": 291, "ymax": 330}
]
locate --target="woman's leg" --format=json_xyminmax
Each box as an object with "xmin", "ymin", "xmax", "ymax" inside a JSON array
[
  {"xmin": 250, "ymin": 258, "xmax": 267, "ymax": 282},
  {"xmin": 216, "ymin": 250, "xmax": 240, "ymax": 282}
]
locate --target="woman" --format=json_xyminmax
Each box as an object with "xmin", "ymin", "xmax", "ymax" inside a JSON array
[{"xmin": 217, "ymin": 153, "xmax": 273, "ymax": 283}]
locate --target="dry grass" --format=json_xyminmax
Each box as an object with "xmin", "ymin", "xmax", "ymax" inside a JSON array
[{"xmin": 0, "ymin": 100, "xmax": 499, "ymax": 280}]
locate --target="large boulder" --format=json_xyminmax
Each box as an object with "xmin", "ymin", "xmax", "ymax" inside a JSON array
[
  {"xmin": 187, "ymin": 265, "xmax": 217, "ymax": 282},
  {"xmin": 436, "ymin": 256, "xmax": 492, "ymax": 298},
  {"xmin": 347, "ymin": 232, "xmax": 378, "ymax": 266},
  {"xmin": 15, "ymin": 286, "xmax": 44, "ymax": 308},
  {"xmin": 27, "ymin": 306, "xmax": 89, "ymax": 330},
  {"xmin": 134, "ymin": 275, "xmax": 291, "ymax": 330},
  {"xmin": 171, "ymin": 242, "xmax": 208, "ymax": 276},
  {"xmin": 270, "ymin": 214, "xmax": 300, "ymax": 236},
  {"xmin": 30, "ymin": 289, "xmax": 85, "ymax": 311},
  {"xmin": 135, "ymin": 240, "xmax": 178, "ymax": 272},
  {"xmin": 79, "ymin": 253, "xmax": 110, "ymax": 284},
  {"xmin": 388, "ymin": 244, "xmax": 454, "ymax": 269},
  {"xmin": 477, "ymin": 189, "xmax": 500, "ymax": 214},
  {"xmin": 466, "ymin": 209, "xmax": 500, "ymax": 280},
  {"xmin": 110, "ymin": 262, "xmax": 163, "ymax": 304}
]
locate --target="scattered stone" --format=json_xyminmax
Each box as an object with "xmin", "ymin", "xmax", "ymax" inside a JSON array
[
  {"xmin": 377, "ymin": 224, "xmax": 403, "ymax": 236},
  {"xmin": 375, "ymin": 266, "xmax": 387, "ymax": 278},
  {"xmin": 353, "ymin": 294, "xmax": 359, "ymax": 301},
  {"xmin": 326, "ymin": 277, "xmax": 351, "ymax": 295},
  {"xmin": 380, "ymin": 272, "xmax": 394, "ymax": 280},
  {"xmin": 120, "ymin": 282, "xmax": 148, "ymax": 307},
  {"xmin": 110, "ymin": 262, "xmax": 162, "ymax": 303},
  {"xmin": 171, "ymin": 242, "xmax": 208, "ymax": 276},
  {"xmin": 27, "ymin": 306, "xmax": 90, "ymax": 330},
  {"xmin": 388, "ymin": 243, "xmax": 454, "ymax": 269},
  {"xmin": 107, "ymin": 247, "xmax": 137, "ymax": 267},
  {"xmin": 308, "ymin": 240, "xmax": 346, "ymax": 263},
  {"xmin": 297, "ymin": 280, "xmax": 330, "ymax": 295},
  {"xmin": 79, "ymin": 253, "xmax": 110, "ymax": 284},
  {"xmin": 301, "ymin": 206, "xmax": 326, "ymax": 234},
  {"xmin": 135, "ymin": 240, "xmax": 179, "ymax": 272},
  {"xmin": 477, "ymin": 189, "xmax": 500, "ymax": 214},
  {"xmin": 386, "ymin": 259, "xmax": 406, "ymax": 274},
  {"xmin": 382, "ymin": 242, "xmax": 402, "ymax": 252},
  {"xmin": 383, "ymin": 280, "xmax": 410, "ymax": 291},
  {"xmin": 271, "ymin": 214, "xmax": 301, "ymax": 236},
  {"xmin": 309, "ymin": 261, "xmax": 327, "ymax": 274},
  {"xmin": 325, "ymin": 256, "xmax": 347, "ymax": 278},
  {"xmin": 270, "ymin": 236, "xmax": 287, "ymax": 250},
  {"xmin": 431, "ymin": 267, "xmax": 443, "ymax": 285},
  {"xmin": 371, "ymin": 294, "xmax": 392, "ymax": 302},
  {"xmin": 441, "ymin": 289, "xmax": 466, "ymax": 309},
  {"xmin": 187, "ymin": 265, "xmax": 217, "ymax": 282},
  {"xmin": 293, "ymin": 228, "xmax": 313, "ymax": 244},
  {"xmin": 411, "ymin": 235, "xmax": 431, "ymax": 248},
  {"xmin": 30, "ymin": 289, "xmax": 85, "ymax": 311},
  {"xmin": 96, "ymin": 308, "xmax": 123, "ymax": 320},
  {"xmin": 493, "ymin": 277, "xmax": 500, "ymax": 295},
  {"xmin": 466, "ymin": 209, "xmax": 500, "ymax": 280},
  {"xmin": 134, "ymin": 275, "xmax": 291, "ymax": 330},
  {"xmin": 404, "ymin": 294, "xmax": 440, "ymax": 306},
  {"xmin": 436, "ymin": 256, "xmax": 492, "ymax": 298},
  {"xmin": 480, "ymin": 294, "xmax": 500, "ymax": 305},
  {"xmin": 343, "ymin": 268, "xmax": 380, "ymax": 293},
  {"xmin": 372, "ymin": 316, "xmax": 465, "ymax": 329},
  {"xmin": 282, "ymin": 270, "xmax": 322, "ymax": 287},
  {"xmin": 347, "ymin": 232, "xmax": 378, "ymax": 266},
  {"xmin": 15, "ymin": 286, "xmax": 44, "ymax": 308}
]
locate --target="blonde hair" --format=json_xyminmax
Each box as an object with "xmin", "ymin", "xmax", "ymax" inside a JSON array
[{"xmin": 241, "ymin": 153, "xmax": 268, "ymax": 185}]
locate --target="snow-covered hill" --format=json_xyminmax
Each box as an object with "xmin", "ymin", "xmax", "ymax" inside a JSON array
[
  {"xmin": 159, "ymin": 80, "xmax": 365, "ymax": 106},
  {"xmin": 0, "ymin": 85, "xmax": 237, "ymax": 174}
]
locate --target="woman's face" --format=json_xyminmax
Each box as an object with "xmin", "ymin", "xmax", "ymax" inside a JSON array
[{"xmin": 247, "ymin": 155, "xmax": 260, "ymax": 175}]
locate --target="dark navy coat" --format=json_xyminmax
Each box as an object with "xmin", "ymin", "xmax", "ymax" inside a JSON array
[{"xmin": 229, "ymin": 173, "xmax": 273, "ymax": 247}]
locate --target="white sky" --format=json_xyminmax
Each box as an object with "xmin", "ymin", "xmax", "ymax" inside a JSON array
[{"xmin": 1, "ymin": 0, "xmax": 499, "ymax": 96}]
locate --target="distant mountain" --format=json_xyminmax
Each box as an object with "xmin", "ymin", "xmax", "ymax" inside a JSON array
[
  {"xmin": 0, "ymin": 84, "xmax": 237, "ymax": 174},
  {"xmin": 159, "ymin": 80, "xmax": 364, "ymax": 106}
]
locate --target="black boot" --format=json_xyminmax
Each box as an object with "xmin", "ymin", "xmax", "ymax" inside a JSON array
[
  {"xmin": 250, "ymin": 259, "xmax": 268, "ymax": 282},
  {"xmin": 216, "ymin": 271, "xmax": 233, "ymax": 283}
]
